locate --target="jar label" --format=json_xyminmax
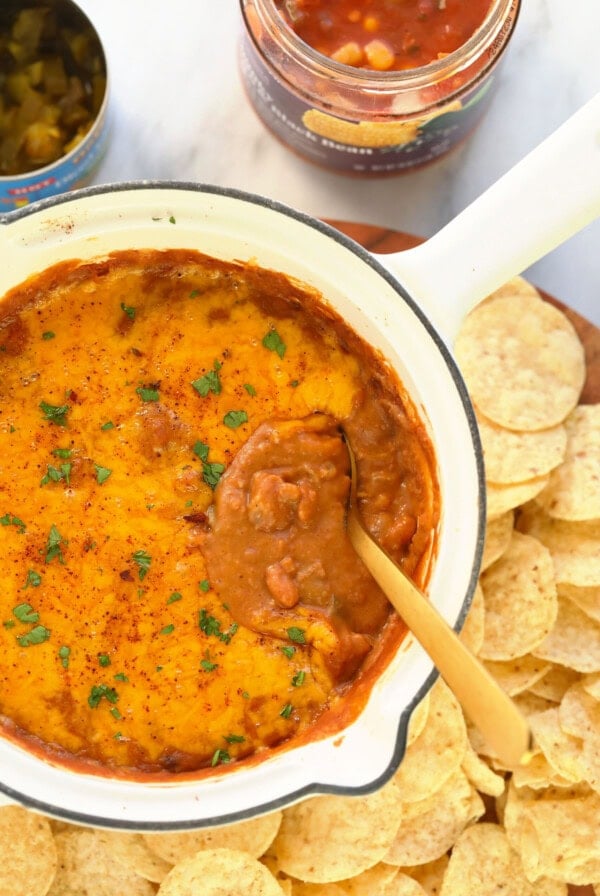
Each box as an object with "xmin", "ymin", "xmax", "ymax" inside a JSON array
[{"xmin": 240, "ymin": 35, "xmax": 500, "ymax": 175}]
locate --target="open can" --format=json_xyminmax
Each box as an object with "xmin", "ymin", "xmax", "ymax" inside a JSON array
[
  {"xmin": 0, "ymin": 0, "xmax": 109, "ymax": 209},
  {"xmin": 239, "ymin": 0, "xmax": 521, "ymax": 175}
]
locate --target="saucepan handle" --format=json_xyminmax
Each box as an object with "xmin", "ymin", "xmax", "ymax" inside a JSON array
[{"xmin": 375, "ymin": 92, "xmax": 600, "ymax": 346}]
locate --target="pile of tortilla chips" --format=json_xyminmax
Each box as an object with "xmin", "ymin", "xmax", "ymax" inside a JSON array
[{"xmin": 1, "ymin": 278, "xmax": 598, "ymax": 895}]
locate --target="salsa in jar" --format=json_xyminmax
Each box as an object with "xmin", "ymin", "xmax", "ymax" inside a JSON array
[
  {"xmin": 240, "ymin": 0, "xmax": 520, "ymax": 174},
  {"xmin": 274, "ymin": 0, "xmax": 493, "ymax": 71}
]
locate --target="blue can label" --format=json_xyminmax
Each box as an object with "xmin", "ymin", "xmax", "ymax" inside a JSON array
[
  {"xmin": 240, "ymin": 35, "xmax": 499, "ymax": 175},
  {"xmin": 0, "ymin": 99, "xmax": 110, "ymax": 209}
]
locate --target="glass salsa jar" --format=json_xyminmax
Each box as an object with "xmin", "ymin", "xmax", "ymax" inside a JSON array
[{"xmin": 239, "ymin": 0, "xmax": 520, "ymax": 175}]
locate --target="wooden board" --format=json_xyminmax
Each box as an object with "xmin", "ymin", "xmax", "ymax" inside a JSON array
[{"xmin": 326, "ymin": 221, "xmax": 598, "ymax": 896}]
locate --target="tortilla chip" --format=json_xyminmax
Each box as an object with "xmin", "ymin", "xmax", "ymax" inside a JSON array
[
  {"xmin": 260, "ymin": 850, "xmax": 293, "ymax": 895},
  {"xmin": 486, "ymin": 476, "xmax": 549, "ymax": 520},
  {"xmin": 516, "ymin": 502, "xmax": 600, "ymax": 587},
  {"xmin": 271, "ymin": 779, "xmax": 403, "ymax": 883},
  {"xmin": 144, "ymin": 810, "xmax": 282, "ymax": 865},
  {"xmin": 479, "ymin": 531, "xmax": 557, "ymax": 661},
  {"xmin": 384, "ymin": 768, "xmax": 484, "ymax": 867},
  {"xmin": 483, "ymin": 655, "xmax": 551, "ymax": 697},
  {"xmin": 0, "ymin": 806, "xmax": 57, "ymax": 896},
  {"xmin": 393, "ymin": 679, "xmax": 468, "ymax": 803},
  {"xmin": 49, "ymin": 828, "xmax": 155, "ymax": 896},
  {"xmin": 455, "ymin": 287, "xmax": 585, "ymax": 431},
  {"xmin": 558, "ymin": 583, "xmax": 600, "ymax": 623},
  {"xmin": 156, "ymin": 847, "xmax": 286, "ymax": 895},
  {"xmin": 528, "ymin": 707, "xmax": 585, "ymax": 784},
  {"xmin": 481, "ymin": 511, "xmax": 514, "ymax": 571},
  {"xmin": 527, "ymin": 662, "xmax": 581, "ymax": 702},
  {"xmin": 513, "ymin": 691, "xmax": 557, "ymax": 719},
  {"xmin": 476, "ymin": 411, "xmax": 567, "ymax": 484},
  {"xmin": 403, "ymin": 855, "xmax": 449, "ymax": 895},
  {"xmin": 384, "ymin": 872, "xmax": 429, "ymax": 895},
  {"xmin": 290, "ymin": 862, "xmax": 398, "ymax": 895},
  {"xmin": 535, "ymin": 404, "xmax": 600, "ymax": 520},
  {"xmin": 504, "ymin": 782, "xmax": 600, "ymax": 884},
  {"xmin": 438, "ymin": 821, "xmax": 568, "ymax": 894},
  {"xmin": 406, "ymin": 693, "xmax": 431, "ymax": 747},
  {"xmin": 558, "ymin": 681, "xmax": 600, "ymax": 792},
  {"xmin": 510, "ymin": 749, "xmax": 574, "ymax": 790},
  {"xmin": 101, "ymin": 831, "xmax": 172, "ymax": 882},
  {"xmin": 460, "ymin": 740, "xmax": 506, "ymax": 797},
  {"xmin": 532, "ymin": 595, "xmax": 600, "ymax": 672}
]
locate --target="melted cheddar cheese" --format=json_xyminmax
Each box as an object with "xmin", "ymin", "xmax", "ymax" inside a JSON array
[{"xmin": 0, "ymin": 249, "xmax": 438, "ymax": 776}]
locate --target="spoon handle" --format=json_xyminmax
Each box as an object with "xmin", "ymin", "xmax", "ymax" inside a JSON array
[{"xmin": 347, "ymin": 514, "xmax": 533, "ymax": 769}]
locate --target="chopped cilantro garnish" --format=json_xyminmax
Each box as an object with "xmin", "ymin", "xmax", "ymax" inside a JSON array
[
  {"xmin": 262, "ymin": 328, "xmax": 286, "ymax": 359},
  {"xmin": 198, "ymin": 579, "xmax": 210, "ymax": 592},
  {"xmin": 58, "ymin": 645, "xmax": 70, "ymax": 668},
  {"xmin": 1, "ymin": 513, "xmax": 26, "ymax": 533},
  {"xmin": 131, "ymin": 549, "xmax": 151, "ymax": 580},
  {"xmin": 243, "ymin": 383, "xmax": 257, "ymax": 396},
  {"xmin": 39, "ymin": 400, "xmax": 69, "ymax": 427},
  {"xmin": 17, "ymin": 625, "xmax": 51, "ymax": 647},
  {"xmin": 98, "ymin": 653, "xmax": 111, "ymax": 667},
  {"xmin": 44, "ymin": 524, "xmax": 66, "ymax": 564},
  {"xmin": 189, "ymin": 288, "xmax": 200, "ymax": 298},
  {"xmin": 199, "ymin": 609, "xmax": 237, "ymax": 644},
  {"xmin": 292, "ymin": 671, "xmax": 306, "ymax": 687},
  {"xmin": 110, "ymin": 706, "xmax": 123, "ymax": 720},
  {"xmin": 23, "ymin": 569, "xmax": 42, "ymax": 589},
  {"xmin": 192, "ymin": 440, "xmax": 225, "ymax": 489},
  {"xmin": 3, "ymin": 620, "xmax": 15, "ymax": 629},
  {"xmin": 223, "ymin": 410, "xmax": 248, "ymax": 429},
  {"xmin": 160, "ymin": 623, "xmax": 175, "ymax": 635},
  {"xmin": 120, "ymin": 302, "xmax": 136, "ymax": 320},
  {"xmin": 224, "ymin": 733, "xmax": 245, "ymax": 744},
  {"xmin": 287, "ymin": 626, "xmax": 306, "ymax": 644},
  {"xmin": 167, "ymin": 591, "xmax": 182, "ymax": 605},
  {"xmin": 114, "ymin": 672, "xmax": 128, "ymax": 682},
  {"xmin": 40, "ymin": 463, "xmax": 71, "ymax": 487},
  {"xmin": 192, "ymin": 440, "xmax": 209, "ymax": 462},
  {"xmin": 211, "ymin": 748, "xmax": 231, "ymax": 767},
  {"xmin": 280, "ymin": 645, "xmax": 295, "ymax": 659},
  {"xmin": 88, "ymin": 684, "xmax": 118, "ymax": 708},
  {"xmin": 200, "ymin": 650, "xmax": 218, "ymax": 672},
  {"xmin": 94, "ymin": 464, "xmax": 112, "ymax": 485},
  {"xmin": 100, "ymin": 421, "xmax": 115, "ymax": 431},
  {"xmin": 52, "ymin": 448, "xmax": 72, "ymax": 459},
  {"xmin": 203, "ymin": 461, "xmax": 225, "ymax": 489},
  {"xmin": 13, "ymin": 603, "xmax": 39, "ymax": 624},
  {"xmin": 169, "ymin": 215, "xmax": 176, "ymax": 224},
  {"xmin": 280, "ymin": 703, "xmax": 293, "ymax": 719},
  {"xmin": 199, "ymin": 609, "xmax": 222, "ymax": 637},
  {"xmin": 136, "ymin": 385, "xmax": 160, "ymax": 402},
  {"xmin": 191, "ymin": 360, "xmax": 222, "ymax": 397},
  {"xmin": 42, "ymin": 331, "xmax": 55, "ymax": 340}
]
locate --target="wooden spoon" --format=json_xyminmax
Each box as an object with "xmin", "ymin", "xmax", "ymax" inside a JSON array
[{"xmin": 343, "ymin": 433, "xmax": 534, "ymax": 770}]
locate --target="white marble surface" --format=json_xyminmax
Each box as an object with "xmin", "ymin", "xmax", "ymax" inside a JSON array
[{"xmin": 79, "ymin": 0, "xmax": 599, "ymax": 324}]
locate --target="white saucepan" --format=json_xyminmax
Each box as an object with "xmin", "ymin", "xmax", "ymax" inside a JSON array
[{"xmin": 0, "ymin": 93, "xmax": 598, "ymax": 830}]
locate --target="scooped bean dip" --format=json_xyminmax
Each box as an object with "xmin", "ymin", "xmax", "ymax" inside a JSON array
[{"xmin": 0, "ymin": 248, "xmax": 438, "ymax": 777}]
